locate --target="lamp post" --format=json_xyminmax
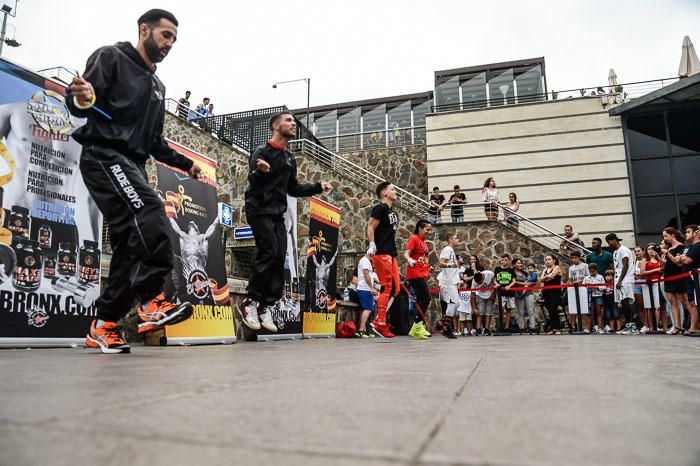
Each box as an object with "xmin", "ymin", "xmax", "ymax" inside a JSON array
[
  {"xmin": 0, "ymin": 1, "xmax": 19, "ymax": 57},
  {"xmin": 272, "ymin": 77, "xmax": 311, "ymax": 133}
]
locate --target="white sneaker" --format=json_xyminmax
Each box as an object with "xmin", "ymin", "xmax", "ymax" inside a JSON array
[
  {"xmin": 604, "ymin": 325, "xmax": 611, "ymax": 333},
  {"xmin": 462, "ymin": 329, "xmax": 470, "ymax": 336},
  {"xmin": 259, "ymin": 306, "xmax": 278, "ymax": 333},
  {"xmin": 452, "ymin": 331, "xmax": 461, "ymax": 337},
  {"xmin": 593, "ymin": 325, "xmax": 599, "ymax": 333},
  {"xmin": 238, "ymin": 299, "xmax": 261, "ymax": 330},
  {"xmin": 583, "ymin": 329, "xmax": 590, "ymax": 334},
  {"xmin": 470, "ymin": 328, "xmax": 477, "ymax": 336},
  {"xmin": 597, "ymin": 327, "xmax": 605, "ymax": 334},
  {"xmin": 640, "ymin": 325, "xmax": 649, "ymax": 334}
]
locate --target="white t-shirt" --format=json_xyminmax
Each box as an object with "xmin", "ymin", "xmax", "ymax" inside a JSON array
[
  {"xmin": 357, "ymin": 256, "xmax": 373, "ymax": 292},
  {"xmin": 473, "ymin": 270, "xmax": 495, "ymax": 299},
  {"xmin": 583, "ymin": 274, "xmax": 606, "ymax": 297},
  {"xmin": 482, "ymin": 188, "xmax": 498, "ymax": 203},
  {"xmin": 568, "ymin": 263, "xmax": 589, "ymax": 283},
  {"xmin": 439, "ymin": 246, "xmax": 459, "ymax": 286},
  {"xmin": 613, "ymin": 245, "xmax": 635, "ymax": 284},
  {"xmin": 458, "ymin": 289, "xmax": 472, "ymax": 313}
]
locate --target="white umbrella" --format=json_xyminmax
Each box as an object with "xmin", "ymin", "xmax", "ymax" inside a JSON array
[{"xmin": 678, "ymin": 35, "xmax": 700, "ymax": 77}]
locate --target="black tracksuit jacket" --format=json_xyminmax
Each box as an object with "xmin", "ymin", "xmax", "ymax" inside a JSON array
[
  {"xmin": 244, "ymin": 140, "xmax": 321, "ymax": 218},
  {"xmin": 66, "ymin": 41, "xmax": 192, "ymax": 173}
]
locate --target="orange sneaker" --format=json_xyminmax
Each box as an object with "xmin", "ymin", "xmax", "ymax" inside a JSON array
[
  {"xmin": 85, "ymin": 320, "xmax": 131, "ymax": 354},
  {"xmin": 137, "ymin": 294, "xmax": 193, "ymax": 334}
]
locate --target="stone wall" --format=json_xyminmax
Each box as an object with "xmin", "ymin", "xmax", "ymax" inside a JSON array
[{"xmin": 340, "ymin": 145, "xmax": 427, "ymax": 199}]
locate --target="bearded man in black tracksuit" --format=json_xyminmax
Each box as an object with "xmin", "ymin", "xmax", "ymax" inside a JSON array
[
  {"xmin": 238, "ymin": 111, "xmax": 332, "ymax": 332},
  {"xmin": 67, "ymin": 9, "xmax": 202, "ymax": 354}
]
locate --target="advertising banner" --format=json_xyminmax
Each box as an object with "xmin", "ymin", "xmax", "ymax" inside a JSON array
[
  {"xmin": 302, "ymin": 198, "xmax": 341, "ymax": 338},
  {"xmin": 0, "ymin": 58, "xmax": 102, "ymax": 347},
  {"xmin": 258, "ymin": 195, "xmax": 303, "ymax": 340},
  {"xmin": 154, "ymin": 140, "xmax": 235, "ymax": 344}
]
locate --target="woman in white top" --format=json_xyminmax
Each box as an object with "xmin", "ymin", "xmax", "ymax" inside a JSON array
[
  {"xmin": 503, "ymin": 192, "xmax": 520, "ymax": 230},
  {"xmin": 482, "ymin": 177, "xmax": 499, "ymax": 220}
]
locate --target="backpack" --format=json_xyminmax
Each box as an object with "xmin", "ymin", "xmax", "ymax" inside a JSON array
[{"xmin": 336, "ymin": 320, "xmax": 357, "ymax": 338}]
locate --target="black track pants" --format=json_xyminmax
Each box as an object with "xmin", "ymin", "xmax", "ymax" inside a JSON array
[
  {"xmin": 80, "ymin": 147, "xmax": 173, "ymax": 322},
  {"xmin": 408, "ymin": 277, "xmax": 430, "ymax": 323},
  {"xmin": 248, "ymin": 214, "xmax": 286, "ymax": 306}
]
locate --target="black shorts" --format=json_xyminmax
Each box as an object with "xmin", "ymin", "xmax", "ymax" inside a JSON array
[
  {"xmin": 484, "ymin": 204, "xmax": 498, "ymax": 214},
  {"xmin": 665, "ymin": 278, "xmax": 689, "ymax": 294}
]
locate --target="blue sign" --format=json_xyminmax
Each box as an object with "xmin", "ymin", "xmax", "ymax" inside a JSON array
[
  {"xmin": 218, "ymin": 202, "xmax": 233, "ymax": 227},
  {"xmin": 234, "ymin": 226, "xmax": 253, "ymax": 240}
]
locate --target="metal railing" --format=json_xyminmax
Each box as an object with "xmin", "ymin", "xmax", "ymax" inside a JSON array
[
  {"xmin": 430, "ymin": 202, "xmax": 591, "ymax": 258},
  {"xmin": 290, "ymin": 138, "xmax": 590, "ymax": 259},
  {"xmin": 289, "ymin": 139, "xmax": 430, "ymax": 217},
  {"xmin": 165, "ymin": 98, "xmax": 208, "ymax": 120},
  {"xmin": 432, "ymin": 77, "xmax": 679, "ymax": 113}
]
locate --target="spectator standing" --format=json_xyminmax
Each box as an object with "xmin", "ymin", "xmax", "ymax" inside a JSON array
[
  {"xmin": 178, "ymin": 90, "xmax": 191, "ymax": 119},
  {"xmin": 438, "ymin": 233, "xmax": 462, "ymax": 338},
  {"xmin": 471, "ymin": 269, "xmax": 496, "ymax": 335},
  {"xmin": 428, "ymin": 187, "xmax": 446, "ymax": 224},
  {"xmin": 448, "ymin": 185, "xmax": 467, "ymax": 223},
  {"xmin": 659, "ymin": 240, "xmax": 683, "ymax": 330},
  {"xmin": 513, "ymin": 258, "xmax": 537, "ymax": 334},
  {"xmin": 457, "ymin": 272, "xmax": 474, "ymax": 336},
  {"xmin": 503, "ymin": 192, "xmax": 520, "ymax": 230},
  {"xmin": 541, "ymin": 254, "xmax": 562, "ymax": 334},
  {"xmin": 602, "ymin": 269, "xmax": 620, "ymax": 333},
  {"xmin": 583, "ymin": 263, "xmax": 606, "ymax": 333},
  {"xmin": 605, "ymin": 233, "xmax": 637, "ymax": 335},
  {"xmin": 567, "ymin": 250, "xmax": 590, "ymax": 332},
  {"xmin": 666, "ymin": 225, "xmax": 700, "ymax": 335},
  {"xmin": 632, "ymin": 246, "xmax": 647, "ymax": 332},
  {"xmin": 355, "ymin": 254, "xmax": 378, "ymax": 338},
  {"xmin": 482, "ymin": 177, "xmax": 499, "ymax": 220},
  {"xmin": 207, "ymin": 103, "xmax": 214, "ymax": 116},
  {"xmin": 560, "ymin": 225, "xmax": 584, "ymax": 255},
  {"xmin": 586, "ymin": 238, "xmax": 614, "ymax": 275},
  {"xmin": 405, "ymin": 220, "xmax": 433, "ymax": 340},
  {"xmin": 639, "ymin": 243, "xmax": 663, "ymax": 332},
  {"xmin": 195, "ymin": 97, "xmax": 211, "ymax": 118},
  {"xmin": 494, "ymin": 253, "xmax": 516, "ymax": 332}
]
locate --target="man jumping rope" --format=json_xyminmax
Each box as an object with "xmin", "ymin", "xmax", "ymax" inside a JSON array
[
  {"xmin": 68, "ymin": 9, "xmax": 202, "ymax": 354},
  {"xmin": 238, "ymin": 111, "xmax": 332, "ymax": 332}
]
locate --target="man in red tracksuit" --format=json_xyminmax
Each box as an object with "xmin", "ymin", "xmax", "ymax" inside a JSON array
[{"xmin": 366, "ymin": 181, "xmax": 400, "ymax": 338}]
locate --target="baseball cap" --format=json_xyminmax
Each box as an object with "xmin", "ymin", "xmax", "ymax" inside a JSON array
[{"xmin": 605, "ymin": 233, "xmax": 622, "ymax": 242}]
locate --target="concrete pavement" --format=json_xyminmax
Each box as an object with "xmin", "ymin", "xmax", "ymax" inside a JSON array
[{"xmin": 1, "ymin": 335, "xmax": 699, "ymax": 466}]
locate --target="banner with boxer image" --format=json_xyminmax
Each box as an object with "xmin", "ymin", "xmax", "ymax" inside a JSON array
[
  {"xmin": 302, "ymin": 198, "xmax": 341, "ymax": 338},
  {"xmin": 0, "ymin": 58, "xmax": 103, "ymax": 347},
  {"xmin": 154, "ymin": 140, "xmax": 236, "ymax": 344},
  {"xmin": 257, "ymin": 195, "xmax": 303, "ymax": 340}
]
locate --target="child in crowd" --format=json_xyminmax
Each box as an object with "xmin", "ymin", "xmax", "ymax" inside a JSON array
[
  {"xmin": 438, "ymin": 233, "xmax": 462, "ymax": 339},
  {"xmin": 583, "ymin": 263, "xmax": 606, "ymax": 333},
  {"xmin": 471, "ymin": 269, "xmax": 496, "ymax": 335},
  {"xmin": 355, "ymin": 254, "xmax": 378, "ymax": 338},
  {"xmin": 494, "ymin": 253, "xmax": 516, "ymax": 332},
  {"xmin": 567, "ymin": 250, "xmax": 590, "ymax": 332},
  {"xmin": 603, "ymin": 269, "xmax": 621, "ymax": 333},
  {"xmin": 458, "ymin": 273, "xmax": 474, "ymax": 336}
]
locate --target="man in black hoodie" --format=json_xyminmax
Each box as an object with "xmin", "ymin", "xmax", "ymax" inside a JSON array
[
  {"xmin": 67, "ymin": 9, "xmax": 202, "ymax": 354},
  {"xmin": 239, "ymin": 111, "xmax": 332, "ymax": 332}
]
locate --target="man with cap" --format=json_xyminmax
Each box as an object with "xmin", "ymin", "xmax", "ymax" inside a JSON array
[{"xmin": 605, "ymin": 233, "xmax": 637, "ymax": 334}]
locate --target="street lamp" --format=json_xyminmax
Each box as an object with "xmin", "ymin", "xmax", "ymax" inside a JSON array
[
  {"xmin": 0, "ymin": 1, "xmax": 19, "ymax": 57},
  {"xmin": 272, "ymin": 77, "xmax": 311, "ymax": 133}
]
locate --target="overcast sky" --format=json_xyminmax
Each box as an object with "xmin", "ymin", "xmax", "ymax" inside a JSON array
[{"xmin": 3, "ymin": 0, "xmax": 699, "ymax": 113}]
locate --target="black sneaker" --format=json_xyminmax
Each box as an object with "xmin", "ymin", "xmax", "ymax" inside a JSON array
[
  {"xmin": 441, "ymin": 329, "xmax": 458, "ymax": 339},
  {"xmin": 482, "ymin": 328, "xmax": 491, "ymax": 336},
  {"xmin": 529, "ymin": 328, "xmax": 537, "ymax": 335}
]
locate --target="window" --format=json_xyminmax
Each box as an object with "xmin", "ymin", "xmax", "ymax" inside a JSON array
[
  {"xmin": 635, "ymin": 195, "xmax": 677, "ymax": 233},
  {"xmin": 388, "ymin": 100, "xmax": 411, "ymax": 146},
  {"xmin": 362, "ymin": 104, "xmax": 386, "ymax": 149},
  {"xmin": 674, "ymin": 155, "xmax": 700, "ymax": 194},
  {"xmin": 315, "ymin": 110, "xmax": 337, "ymax": 151},
  {"xmin": 338, "ymin": 108, "xmax": 360, "ymax": 152},
  {"xmin": 679, "ymin": 193, "xmax": 700, "ymax": 228},
  {"xmin": 460, "ymin": 73, "xmax": 487, "ymax": 109},
  {"xmin": 488, "ymin": 68, "xmax": 514, "ymax": 106},
  {"xmin": 668, "ymin": 109, "xmax": 700, "ymax": 156},
  {"xmin": 515, "ymin": 65, "xmax": 544, "ymax": 103},
  {"xmin": 631, "ymin": 158, "xmax": 673, "ymax": 195},
  {"xmin": 436, "ymin": 76, "xmax": 459, "ymax": 109},
  {"xmin": 412, "ymin": 100, "xmax": 432, "ymax": 144},
  {"xmin": 626, "ymin": 114, "xmax": 667, "ymax": 159}
]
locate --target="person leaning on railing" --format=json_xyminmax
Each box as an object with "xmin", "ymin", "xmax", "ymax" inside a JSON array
[
  {"xmin": 482, "ymin": 177, "xmax": 499, "ymax": 221},
  {"xmin": 177, "ymin": 90, "xmax": 191, "ymax": 119}
]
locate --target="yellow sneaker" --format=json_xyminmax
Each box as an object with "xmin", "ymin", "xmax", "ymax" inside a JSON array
[{"xmin": 409, "ymin": 322, "xmax": 428, "ymax": 339}]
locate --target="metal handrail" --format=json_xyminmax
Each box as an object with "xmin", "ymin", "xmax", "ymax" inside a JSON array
[
  {"xmin": 289, "ymin": 139, "xmax": 430, "ymax": 217},
  {"xmin": 165, "ymin": 98, "xmax": 207, "ymax": 119}
]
